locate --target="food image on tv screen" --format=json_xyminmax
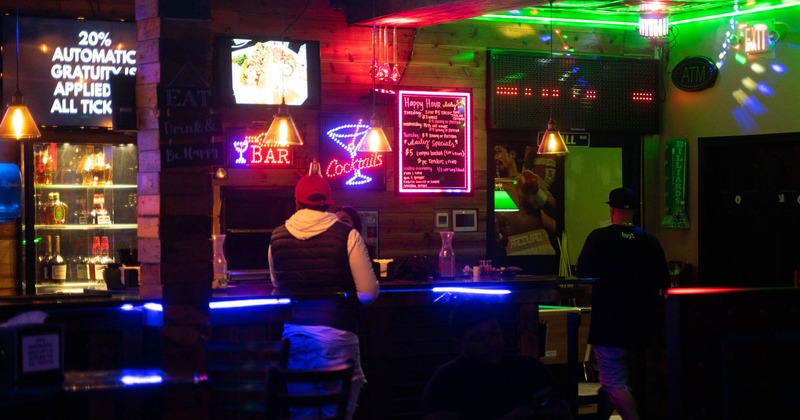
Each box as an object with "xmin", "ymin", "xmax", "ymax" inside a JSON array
[{"xmin": 230, "ymin": 39, "xmax": 309, "ymax": 105}]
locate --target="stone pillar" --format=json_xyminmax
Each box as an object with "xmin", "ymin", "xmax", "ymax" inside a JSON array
[{"xmin": 135, "ymin": 0, "xmax": 213, "ymax": 383}]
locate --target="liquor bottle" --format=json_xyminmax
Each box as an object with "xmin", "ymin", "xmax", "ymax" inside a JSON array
[
  {"xmin": 63, "ymin": 153, "xmax": 79, "ymax": 184},
  {"xmin": 51, "ymin": 235, "xmax": 67, "ymax": 283},
  {"xmin": 75, "ymin": 255, "xmax": 89, "ymax": 281},
  {"xmin": 67, "ymin": 254, "xmax": 79, "ymax": 281},
  {"xmin": 35, "ymin": 193, "xmax": 47, "ymax": 224},
  {"xmin": 36, "ymin": 237, "xmax": 47, "ymax": 283},
  {"xmin": 92, "ymin": 193, "xmax": 111, "ymax": 225},
  {"xmin": 40, "ymin": 235, "xmax": 53, "ymax": 283},
  {"xmin": 34, "ymin": 147, "xmax": 53, "ymax": 185},
  {"xmin": 74, "ymin": 196, "xmax": 88, "ymax": 225},
  {"xmin": 308, "ymin": 158, "xmax": 322, "ymax": 175},
  {"xmin": 88, "ymin": 236, "xmax": 101, "ymax": 281},
  {"xmin": 100, "ymin": 236, "xmax": 111, "ymax": 263},
  {"xmin": 43, "ymin": 192, "xmax": 55, "ymax": 224},
  {"xmin": 51, "ymin": 192, "xmax": 68, "ymax": 224}
]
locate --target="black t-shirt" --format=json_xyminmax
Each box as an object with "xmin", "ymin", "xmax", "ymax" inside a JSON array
[
  {"xmin": 421, "ymin": 354, "xmax": 563, "ymax": 419},
  {"xmin": 575, "ymin": 224, "xmax": 669, "ymax": 347}
]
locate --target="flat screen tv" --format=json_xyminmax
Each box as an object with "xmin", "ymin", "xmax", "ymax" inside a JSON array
[{"xmin": 215, "ymin": 36, "xmax": 321, "ymax": 108}]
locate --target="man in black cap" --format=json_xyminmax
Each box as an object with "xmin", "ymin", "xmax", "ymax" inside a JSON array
[
  {"xmin": 421, "ymin": 300, "xmax": 572, "ymax": 419},
  {"xmin": 575, "ymin": 188, "xmax": 669, "ymax": 420}
]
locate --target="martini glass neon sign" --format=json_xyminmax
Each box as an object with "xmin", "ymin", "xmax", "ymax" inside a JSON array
[
  {"xmin": 233, "ymin": 140, "xmax": 249, "ymax": 164},
  {"xmin": 325, "ymin": 121, "xmax": 375, "ymax": 186}
]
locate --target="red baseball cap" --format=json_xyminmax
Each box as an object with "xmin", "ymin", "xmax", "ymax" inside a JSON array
[{"xmin": 294, "ymin": 174, "xmax": 334, "ymax": 206}]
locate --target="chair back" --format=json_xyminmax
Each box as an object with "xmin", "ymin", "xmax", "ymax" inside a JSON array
[
  {"xmin": 205, "ymin": 337, "xmax": 290, "ymax": 415},
  {"xmin": 265, "ymin": 359, "xmax": 354, "ymax": 420}
]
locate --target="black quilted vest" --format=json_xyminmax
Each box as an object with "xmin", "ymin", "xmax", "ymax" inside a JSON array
[{"xmin": 270, "ymin": 221, "xmax": 361, "ymax": 333}]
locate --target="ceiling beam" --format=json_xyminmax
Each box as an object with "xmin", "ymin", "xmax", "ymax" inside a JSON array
[{"xmin": 343, "ymin": 0, "xmax": 548, "ymax": 28}]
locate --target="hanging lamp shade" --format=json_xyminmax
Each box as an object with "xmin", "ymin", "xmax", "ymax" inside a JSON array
[
  {"xmin": 1, "ymin": 0, "xmax": 40, "ymax": 140},
  {"xmin": 494, "ymin": 189, "xmax": 519, "ymax": 212},
  {"xmin": 537, "ymin": 118, "xmax": 569, "ymax": 156},
  {"xmin": 357, "ymin": 114, "xmax": 392, "ymax": 152},
  {"xmin": 494, "ymin": 179, "xmax": 519, "ymax": 212},
  {"xmin": 0, "ymin": 91, "xmax": 41, "ymax": 139},
  {"xmin": 264, "ymin": 101, "xmax": 303, "ymax": 146},
  {"xmin": 536, "ymin": 0, "xmax": 568, "ymax": 156}
]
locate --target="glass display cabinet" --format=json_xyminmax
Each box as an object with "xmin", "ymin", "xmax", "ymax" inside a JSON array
[{"xmin": 25, "ymin": 141, "xmax": 138, "ymax": 294}]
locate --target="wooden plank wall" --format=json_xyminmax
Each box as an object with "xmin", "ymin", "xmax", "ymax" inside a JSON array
[
  {"xmin": 211, "ymin": 0, "xmax": 652, "ymax": 269},
  {"xmin": 0, "ymin": 0, "xmax": 653, "ymax": 293}
]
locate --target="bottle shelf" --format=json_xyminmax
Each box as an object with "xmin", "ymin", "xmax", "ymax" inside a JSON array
[
  {"xmin": 27, "ymin": 142, "xmax": 139, "ymax": 293},
  {"xmin": 34, "ymin": 184, "xmax": 137, "ymax": 190},
  {"xmin": 34, "ymin": 224, "xmax": 138, "ymax": 231}
]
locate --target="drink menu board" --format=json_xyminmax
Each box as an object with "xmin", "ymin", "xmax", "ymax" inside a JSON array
[{"xmin": 398, "ymin": 90, "xmax": 472, "ymax": 193}]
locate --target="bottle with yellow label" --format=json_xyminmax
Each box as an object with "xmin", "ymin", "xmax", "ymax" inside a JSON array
[{"xmin": 51, "ymin": 192, "xmax": 69, "ymax": 224}]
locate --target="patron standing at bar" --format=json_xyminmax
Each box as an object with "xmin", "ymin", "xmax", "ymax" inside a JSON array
[
  {"xmin": 574, "ymin": 187, "xmax": 669, "ymax": 420},
  {"xmin": 268, "ymin": 173, "xmax": 379, "ymax": 419}
]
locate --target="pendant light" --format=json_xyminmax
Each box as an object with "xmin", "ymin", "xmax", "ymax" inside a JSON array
[
  {"xmin": 536, "ymin": 0, "xmax": 568, "ymax": 156},
  {"xmin": 0, "ymin": 0, "xmax": 41, "ymax": 140},
  {"xmin": 494, "ymin": 182, "xmax": 519, "ymax": 212},
  {"xmin": 264, "ymin": 98, "xmax": 303, "ymax": 146},
  {"xmin": 264, "ymin": 3, "xmax": 302, "ymax": 147},
  {"xmin": 358, "ymin": 7, "xmax": 392, "ymax": 153}
]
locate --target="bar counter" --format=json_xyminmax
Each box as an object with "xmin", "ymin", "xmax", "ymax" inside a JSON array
[{"xmin": 0, "ymin": 275, "xmax": 562, "ymax": 419}]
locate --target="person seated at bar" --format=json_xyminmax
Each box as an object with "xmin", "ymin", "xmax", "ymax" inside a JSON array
[
  {"xmin": 268, "ymin": 173, "xmax": 379, "ymax": 419},
  {"xmin": 334, "ymin": 205, "xmax": 376, "ymax": 259},
  {"xmin": 422, "ymin": 300, "xmax": 573, "ymax": 420}
]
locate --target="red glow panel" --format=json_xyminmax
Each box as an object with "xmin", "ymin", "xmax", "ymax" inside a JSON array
[
  {"xmin": 667, "ymin": 287, "xmax": 748, "ymax": 295},
  {"xmin": 541, "ymin": 88, "xmax": 560, "ymax": 98},
  {"xmin": 496, "ymin": 86, "xmax": 518, "ymax": 96},
  {"xmin": 490, "ymin": 51, "xmax": 658, "ymax": 132}
]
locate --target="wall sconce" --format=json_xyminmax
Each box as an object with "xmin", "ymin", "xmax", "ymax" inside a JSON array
[{"xmin": 213, "ymin": 167, "xmax": 228, "ymax": 179}]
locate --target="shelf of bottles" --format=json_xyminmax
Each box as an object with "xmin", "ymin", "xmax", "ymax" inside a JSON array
[{"xmin": 31, "ymin": 142, "xmax": 138, "ymax": 293}]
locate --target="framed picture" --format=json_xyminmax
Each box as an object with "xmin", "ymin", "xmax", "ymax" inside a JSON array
[
  {"xmin": 452, "ymin": 209, "xmax": 478, "ymax": 232},
  {"xmin": 356, "ymin": 209, "xmax": 379, "ymax": 257},
  {"xmin": 434, "ymin": 211, "xmax": 450, "ymax": 229}
]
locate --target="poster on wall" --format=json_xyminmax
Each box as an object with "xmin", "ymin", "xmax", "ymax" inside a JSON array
[
  {"xmin": 398, "ymin": 90, "xmax": 472, "ymax": 193},
  {"xmin": 320, "ymin": 114, "xmax": 387, "ymax": 191},
  {"xmin": 663, "ymin": 138, "xmax": 689, "ymax": 229},
  {"xmin": 493, "ymin": 142, "xmax": 564, "ymax": 270},
  {"xmin": 2, "ymin": 17, "xmax": 137, "ymax": 128}
]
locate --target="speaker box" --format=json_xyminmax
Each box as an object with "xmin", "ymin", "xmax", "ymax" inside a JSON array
[{"xmin": 110, "ymin": 75, "xmax": 137, "ymax": 132}]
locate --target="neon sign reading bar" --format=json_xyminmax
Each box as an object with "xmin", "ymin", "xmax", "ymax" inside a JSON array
[{"xmin": 229, "ymin": 131, "xmax": 294, "ymax": 168}]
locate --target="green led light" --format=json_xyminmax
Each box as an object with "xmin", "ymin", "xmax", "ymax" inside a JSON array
[
  {"xmin": 474, "ymin": 14, "xmax": 638, "ymax": 28},
  {"xmin": 672, "ymin": 2, "xmax": 800, "ymax": 26},
  {"xmin": 475, "ymin": 2, "xmax": 800, "ymax": 29},
  {"xmin": 734, "ymin": 52, "xmax": 748, "ymax": 65}
]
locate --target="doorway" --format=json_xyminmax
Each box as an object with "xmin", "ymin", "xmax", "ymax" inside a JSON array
[{"xmin": 699, "ymin": 133, "xmax": 800, "ymax": 287}]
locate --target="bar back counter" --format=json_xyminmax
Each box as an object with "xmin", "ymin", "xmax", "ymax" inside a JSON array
[{"xmin": 0, "ymin": 276, "xmax": 561, "ymax": 418}]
